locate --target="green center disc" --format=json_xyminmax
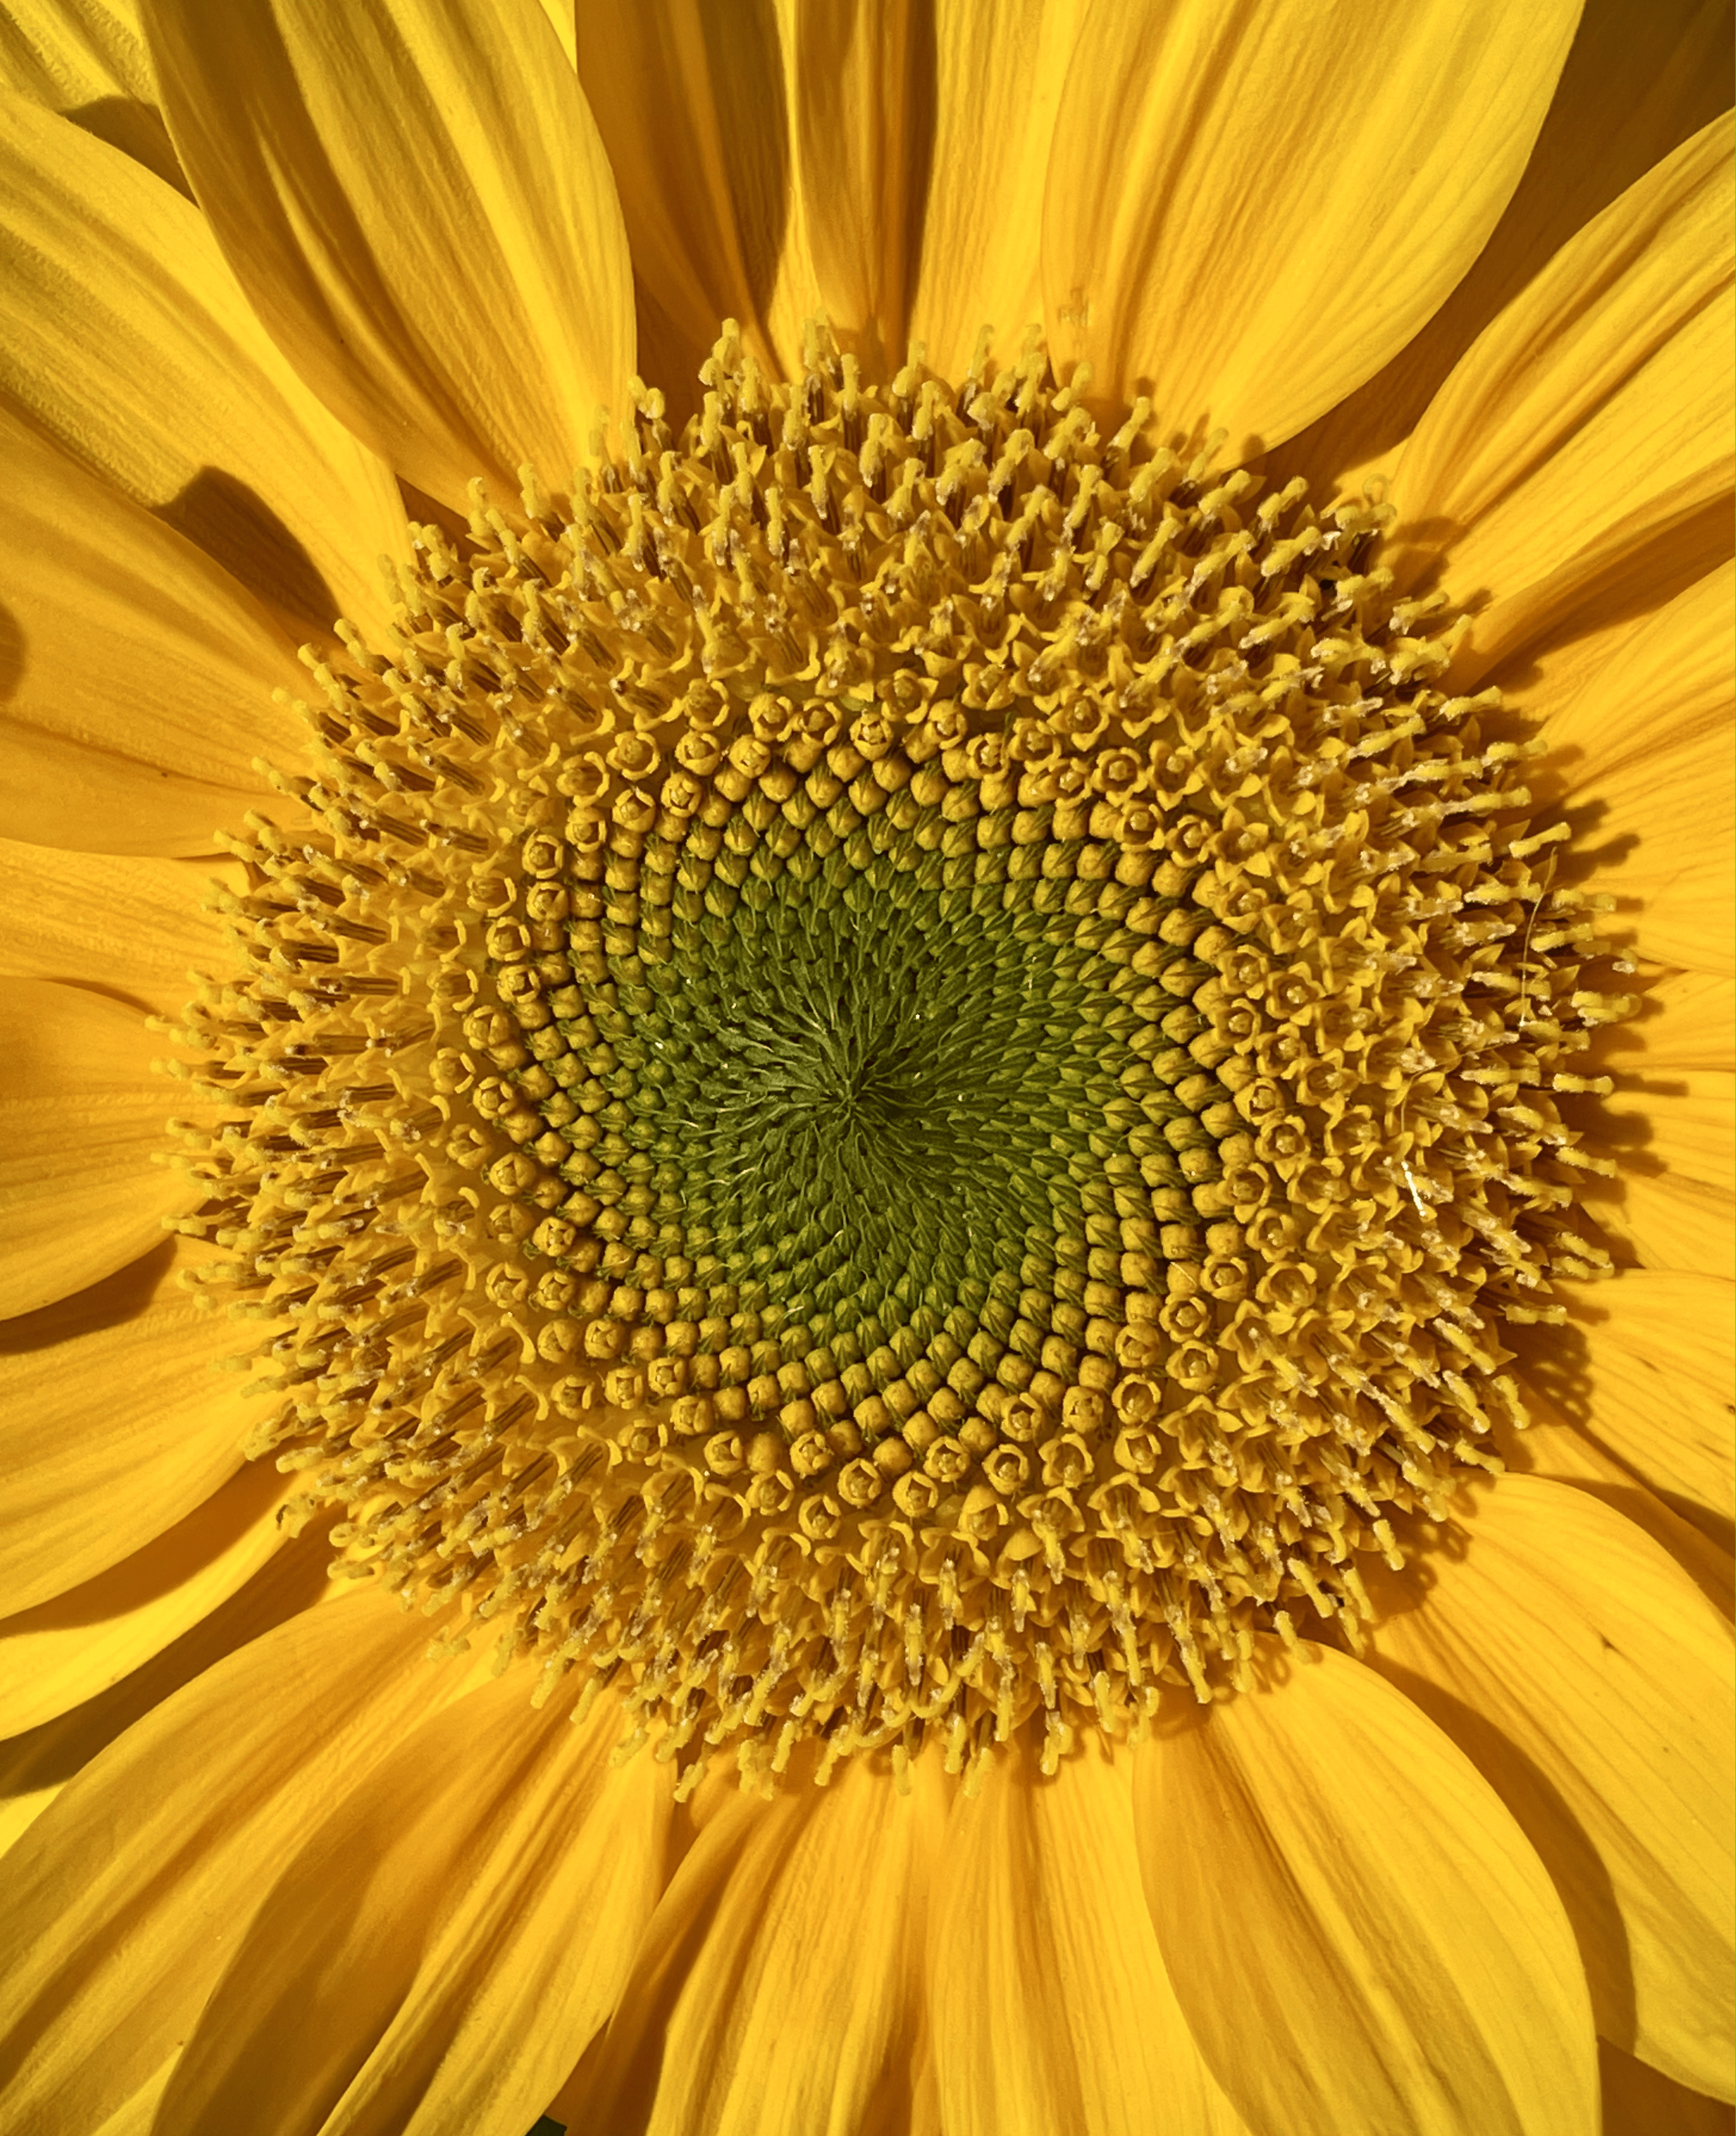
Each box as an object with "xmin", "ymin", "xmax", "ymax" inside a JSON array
[{"xmin": 542, "ymin": 784, "xmax": 1230, "ymax": 1420}]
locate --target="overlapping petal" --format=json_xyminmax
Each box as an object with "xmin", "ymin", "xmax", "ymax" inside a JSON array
[
  {"xmin": 1136, "ymin": 1639, "xmax": 1597, "ymax": 2136},
  {"xmin": 929, "ymin": 1733, "xmax": 1247, "ymax": 2136},
  {"xmin": 532, "ymin": 0, "xmax": 573, "ymax": 66},
  {"xmin": 1547, "ymin": 561, "xmax": 1733, "ymax": 976},
  {"xmin": 1481, "ymin": 503, "xmax": 1732, "ymax": 749},
  {"xmin": 1393, "ymin": 116, "xmax": 1734, "ymax": 677},
  {"xmin": 1397, "ymin": 118, "xmax": 1731, "ymax": 549},
  {"xmin": 1282, "ymin": 0, "xmax": 1734, "ymax": 500},
  {"xmin": 574, "ymin": 1749, "xmax": 940, "ymax": 2136},
  {"xmin": 1641, "ymin": 970, "xmax": 1734, "ymax": 1072},
  {"xmin": 1493, "ymin": 1412, "xmax": 1732, "ymax": 1624},
  {"xmin": 0, "ymin": 982, "xmax": 192, "ymax": 1318},
  {"xmin": 0, "ymin": 1516, "xmax": 331, "ymax": 1862},
  {"xmin": 0, "ymin": 1241, "xmax": 247, "ymax": 1611},
  {"xmin": 1523, "ymin": 1270, "xmax": 1734, "ymax": 1536},
  {"xmin": 905, "ymin": 0, "xmax": 1084, "ymax": 384},
  {"xmin": 1364, "ymin": 1478, "xmax": 1735, "ymax": 2098},
  {"xmin": 0, "ymin": 1458, "xmax": 290, "ymax": 1737},
  {"xmin": 0, "ymin": 88, "xmax": 400, "ymax": 637},
  {"xmin": 0, "ymin": 1585, "xmax": 453, "ymax": 2134},
  {"xmin": 1591, "ymin": 1084, "xmax": 1734, "ymax": 1278},
  {"xmin": 87, "ymin": 2059, "xmax": 176, "ymax": 2136},
  {"xmin": 158, "ymin": 1680, "xmax": 669, "ymax": 2136},
  {"xmin": 0, "ymin": 0, "xmax": 154, "ymax": 114},
  {"xmin": 0, "ymin": 841, "xmax": 239, "ymax": 1009},
  {"xmin": 0, "ymin": 0, "xmax": 187, "ymax": 191},
  {"xmin": 784, "ymin": 0, "xmax": 933, "ymax": 380},
  {"xmin": 577, "ymin": 0, "xmax": 795, "ymax": 393},
  {"xmin": 1586, "ymin": 967, "xmax": 1734, "ymax": 1279},
  {"xmin": 0, "ymin": 413, "xmax": 310, "ymax": 855},
  {"xmin": 1040, "ymin": 0, "xmax": 1580, "ymax": 454},
  {"xmin": 148, "ymin": 0, "xmax": 634, "ymax": 511},
  {"xmin": 579, "ymin": 0, "xmax": 1085, "ymax": 404},
  {"xmin": 1600, "ymin": 2039, "xmax": 1736, "ymax": 2136}
]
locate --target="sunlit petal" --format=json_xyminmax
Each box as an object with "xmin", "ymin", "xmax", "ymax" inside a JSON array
[
  {"xmin": 0, "ymin": 88, "xmax": 401, "ymax": 638},
  {"xmin": 1365, "ymin": 1479, "xmax": 1735, "ymax": 2098},
  {"xmin": 1041, "ymin": 0, "xmax": 1579, "ymax": 451},
  {"xmin": 148, "ymin": 0, "xmax": 635, "ymax": 511},
  {"xmin": 0, "ymin": 984, "xmax": 191, "ymax": 1320}
]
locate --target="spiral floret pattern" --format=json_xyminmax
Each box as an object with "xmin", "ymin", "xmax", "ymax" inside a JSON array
[{"xmin": 167, "ymin": 327, "xmax": 1630, "ymax": 1788}]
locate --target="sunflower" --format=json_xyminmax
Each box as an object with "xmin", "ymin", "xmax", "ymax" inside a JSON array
[{"xmin": 1, "ymin": 0, "xmax": 1731, "ymax": 2132}]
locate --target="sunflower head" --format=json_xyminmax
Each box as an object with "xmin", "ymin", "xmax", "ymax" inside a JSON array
[
  {"xmin": 157, "ymin": 324, "xmax": 1637, "ymax": 1788},
  {"xmin": 2, "ymin": 3, "xmax": 1731, "ymax": 2132}
]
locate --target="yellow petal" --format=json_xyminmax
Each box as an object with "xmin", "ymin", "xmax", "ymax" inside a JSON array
[
  {"xmin": 928, "ymin": 1731, "xmax": 1247, "ymax": 2136},
  {"xmin": 1635, "ymin": 971, "xmax": 1735, "ymax": 1072},
  {"xmin": 1480, "ymin": 495, "xmax": 1732, "ymax": 744},
  {"xmin": 1452, "ymin": 420, "xmax": 1730, "ymax": 696},
  {"xmin": 576, "ymin": 1, "xmax": 794, "ymax": 395},
  {"xmin": 1397, "ymin": 119, "xmax": 1731, "ymax": 547},
  {"xmin": 533, "ymin": 0, "xmax": 573, "ymax": 66},
  {"xmin": 1596, "ymin": 1161, "xmax": 1731, "ymax": 1284},
  {"xmin": 0, "ymin": 90, "xmax": 401, "ymax": 640},
  {"xmin": 1583, "ymin": 1066, "xmax": 1733, "ymax": 1278},
  {"xmin": 1594, "ymin": 974, "xmax": 1736, "ymax": 1270},
  {"xmin": 780, "ymin": 0, "xmax": 1089, "ymax": 387},
  {"xmin": 1392, "ymin": 116, "xmax": 1734, "ymax": 677},
  {"xmin": 756, "ymin": 29, "xmax": 826, "ymax": 395},
  {"xmin": 1137, "ymin": 1638, "xmax": 1597, "ymax": 2136},
  {"xmin": 0, "ymin": 1458, "xmax": 291, "ymax": 1738},
  {"xmin": 905, "ymin": 0, "xmax": 1086, "ymax": 384},
  {"xmin": 0, "ymin": 1582, "xmax": 450, "ymax": 2133},
  {"xmin": 0, "ymin": 413, "xmax": 310, "ymax": 856},
  {"xmin": 0, "ymin": 1751, "xmax": 65, "ymax": 1861},
  {"xmin": 0, "ymin": 841, "xmax": 241, "ymax": 1007},
  {"xmin": 148, "ymin": 0, "xmax": 634, "ymax": 513},
  {"xmin": 1599, "ymin": 2038, "xmax": 1736, "ymax": 2136},
  {"xmin": 0, "ymin": 1239, "xmax": 249, "ymax": 1612},
  {"xmin": 1546, "ymin": 562, "xmax": 1734, "ymax": 976},
  {"xmin": 88, "ymin": 2059, "xmax": 176, "ymax": 2136},
  {"xmin": 157, "ymin": 1679, "xmax": 669, "ymax": 2136},
  {"xmin": 0, "ymin": 0, "xmax": 153, "ymax": 106},
  {"xmin": 1284, "ymin": 1, "xmax": 1736, "ymax": 501},
  {"xmin": 1521, "ymin": 1270, "xmax": 1733, "ymax": 1536},
  {"xmin": 0, "ymin": 0, "xmax": 183, "ymax": 188},
  {"xmin": 859, "ymin": 2040, "xmax": 942, "ymax": 2136},
  {"xmin": 1497, "ymin": 1412, "xmax": 1732, "ymax": 1621},
  {"xmin": 1365, "ymin": 1475, "xmax": 1735, "ymax": 2098},
  {"xmin": 1039, "ymin": 0, "xmax": 1580, "ymax": 454},
  {"xmin": 0, "ymin": 982, "xmax": 192, "ymax": 1320},
  {"xmin": 0, "ymin": 1510, "xmax": 334, "ymax": 1862},
  {"xmin": 574, "ymin": 1749, "xmax": 942, "ymax": 2136},
  {"xmin": 785, "ymin": 0, "xmax": 933, "ymax": 379}
]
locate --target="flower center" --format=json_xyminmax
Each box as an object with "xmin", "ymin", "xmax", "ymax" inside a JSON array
[
  {"xmin": 529, "ymin": 761, "xmax": 1221, "ymax": 1458},
  {"xmin": 170, "ymin": 326, "xmax": 1627, "ymax": 1788}
]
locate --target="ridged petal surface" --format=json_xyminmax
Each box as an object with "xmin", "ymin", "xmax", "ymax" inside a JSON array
[
  {"xmin": 1364, "ymin": 1477, "xmax": 1735, "ymax": 2098},
  {"xmin": 0, "ymin": 89, "xmax": 400, "ymax": 637},
  {"xmin": 1136, "ymin": 1639, "xmax": 1598, "ymax": 2136},
  {"xmin": 1040, "ymin": 0, "xmax": 1580, "ymax": 453},
  {"xmin": 148, "ymin": 0, "xmax": 634, "ymax": 511},
  {"xmin": 0, "ymin": 982, "xmax": 189, "ymax": 1318}
]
